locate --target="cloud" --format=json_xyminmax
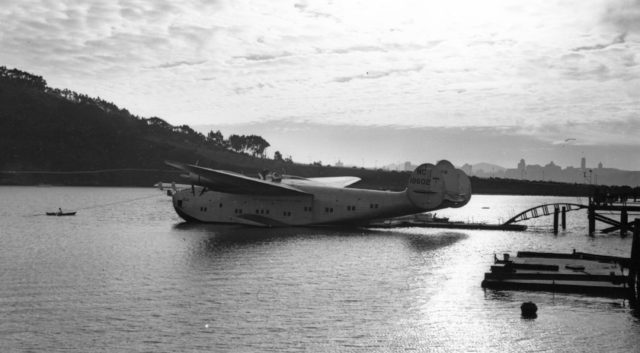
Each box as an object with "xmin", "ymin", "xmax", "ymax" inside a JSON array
[
  {"xmin": 236, "ymin": 52, "xmax": 293, "ymax": 62},
  {"xmin": 330, "ymin": 45, "xmax": 386, "ymax": 55},
  {"xmin": 603, "ymin": 0, "xmax": 640, "ymax": 33},
  {"xmin": 232, "ymin": 82, "xmax": 272, "ymax": 95},
  {"xmin": 572, "ymin": 32, "xmax": 627, "ymax": 51},
  {"xmin": 152, "ymin": 60, "xmax": 207, "ymax": 69},
  {"xmin": 561, "ymin": 62, "xmax": 611, "ymax": 81},
  {"xmin": 518, "ymin": 116, "xmax": 640, "ymax": 146},
  {"xmin": 293, "ymin": 1, "xmax": 338, "ymax": 20},
  {"xmin": 530, "ymin": 49, "xmax": 636, "ymax": 83},
  {"xmin": 333, "ymin": 65, "xmax": 424, "ymax": 83},
  {"xmin": 327, "ymin": 42, "xmax": 440, "ymax": 56}
]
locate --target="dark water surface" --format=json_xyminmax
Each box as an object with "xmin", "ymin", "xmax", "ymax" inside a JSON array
[{"xmin": 1, "ymin": 187, "xmax": 639, "ymax": 352}]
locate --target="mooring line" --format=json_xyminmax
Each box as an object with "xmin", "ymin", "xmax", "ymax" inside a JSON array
[
  {"xmin": 76, "ymin": 193, "xmax": 166, "ymax": 211},
  {"xmin": 22, "ymin": 192, "xmax": 166, "ymax": 217},
  {"xmin": 1, "ymin": 168, "xmax": 175, "ymax": 175}
]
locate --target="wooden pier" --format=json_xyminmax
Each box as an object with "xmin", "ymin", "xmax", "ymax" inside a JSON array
[
  {"xmin": 482, "ymin": 251, "xmax": 630, "ymax": 298},
  {"xmin": 367, "ymin": 215, "xmax": 527, "ymax": 231},
  {"xmin": 502, "ymin": 200, "xmax": 640, "ymax": 235},
  {"xmin": 482, "ymin": 219, "xmax": 640, "ymax": 304},
  {"xmin": 587, "ymin": 203, "xmax": 640, "ymax": 235}
]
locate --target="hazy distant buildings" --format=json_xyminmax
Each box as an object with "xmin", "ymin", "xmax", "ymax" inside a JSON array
[
  {"xmin": 460, "ymin": 163, "xmax": 473, "ymax": 176},
  {"xmin": 383, "ymin": 158, "xmax": 639, "ymax": 187},
  {"xmin": 499, "ymin": 158, "xmax": 640, "ymax": 187},
  {"xmin": 517, "ymin": 159, "xmax": 526, "ymax": 177},
  {"xmin": 381, "ymin": 161, "xmax": 416, "ymax": 171}
]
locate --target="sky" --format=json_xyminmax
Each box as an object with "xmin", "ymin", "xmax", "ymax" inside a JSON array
[{"xmin": 1, "ymin": 0, "xmax": 639, "ymax": 170}]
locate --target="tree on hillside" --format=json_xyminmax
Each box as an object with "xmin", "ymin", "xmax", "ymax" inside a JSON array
[
  {"xmin": 0, "ymin": 66, "xmax": 47, "ymax": 91},
  {"xmin": 206, "ymin": 130, "xmax": 226, "ymax": 148},
  {"xmin": 228, "ymin": 134, "xmax": 244, "ymax": 152},
  {"xmin": 274, "ymin": 150, "xmax": 283, "ymax": 161},
  {"xmin": 174, "ymin": 125, "xmax": 205, "ymax": 142},
  {"xmin": 225, "ymin": 134, "xmax": 270, "ymax": 156},
  {"xmin": 246, "ymin": 134, "xmax": 270, "ymax": 157}
]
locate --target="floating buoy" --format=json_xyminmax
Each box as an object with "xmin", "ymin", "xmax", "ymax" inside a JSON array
[{"xmin": 521, "ymin": 301, "xmax": 538, "ymax": 318}]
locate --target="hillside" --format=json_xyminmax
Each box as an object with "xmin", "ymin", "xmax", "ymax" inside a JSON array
[
  {"xmin": 1, "ymin": 66, "xmax": 637, "ymax": 197},
  {"xmin": 0, "ymin": 67, "xmax": 409, "ymax": 187}
]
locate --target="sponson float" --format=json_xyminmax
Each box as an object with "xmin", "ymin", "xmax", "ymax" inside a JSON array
[{"xmin": 165, "ymin": 160, "xmax": 471, "ymax": 227}]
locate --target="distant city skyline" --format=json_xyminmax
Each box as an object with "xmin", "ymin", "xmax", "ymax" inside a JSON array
[
  {"xmin": 197, "ymin": 121, "xmax": 640, "ymax": 172},
  {"xmin": 375, "ymin": 157, "xmax": 640, "ymax": 187},
  {"xmin": 458, "ymin": 158, "xmax": 640, "ymax": 187}
]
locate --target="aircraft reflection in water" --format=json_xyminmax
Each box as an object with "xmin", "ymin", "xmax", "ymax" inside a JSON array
[{"xmin": 165, "ymin": 160, "xmax": 471, "ymax": 227}]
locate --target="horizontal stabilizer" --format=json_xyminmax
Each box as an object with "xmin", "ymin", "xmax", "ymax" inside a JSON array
[
  {"xmin": 306, "ymin": 176, "xmax": 361, "ymax": 188},
  {"xmin": 165, "ymin": 161, "xmax": 311, "ymax": 196}
]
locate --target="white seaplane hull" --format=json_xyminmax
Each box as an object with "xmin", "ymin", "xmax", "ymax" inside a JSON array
[{"xmin": 167, "ymin": 160, "xmax": 471, "ymax": 227}]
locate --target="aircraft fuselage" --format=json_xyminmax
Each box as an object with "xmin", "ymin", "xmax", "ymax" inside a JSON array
[
  {"xmin": 172, "ymin": 184, "xmax": 427, "ymax": 226},
  {"xmin": 166, "ymin": 159, "xmax": 472, "ymax": 226}
]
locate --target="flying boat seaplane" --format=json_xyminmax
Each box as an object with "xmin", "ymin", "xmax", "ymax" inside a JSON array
[{"xmin": 165, "ymin": 160, "xmax": 471, "ymax": 227}]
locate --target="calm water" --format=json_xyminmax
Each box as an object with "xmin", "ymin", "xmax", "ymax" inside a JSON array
[{"xmin": 1, "ymin": 187, "xmax": 639, "ymax": 352}]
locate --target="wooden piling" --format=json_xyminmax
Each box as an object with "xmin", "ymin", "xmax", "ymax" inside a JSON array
[
  {"xmin": 630, "ymin": 219, "xmax": 640, "ymax": 307},
  {"xmin": 553, "ymin": 207, "xmax": 559, "ymax": 234},
  {"xmin": 561, "ymin": 206, "xmax": 566, "ymax": 230},
  {"xmin": 621, "ymin": 209, "xmax": 628, "ymax": 236},
  {"xmin": 588, "ymin": 204, "xmax": 595, "ymax": 234}
]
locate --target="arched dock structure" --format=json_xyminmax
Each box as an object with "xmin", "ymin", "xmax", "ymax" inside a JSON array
[
  {"xmin": 503, "ymin": 201, "xmax": 640, "ymax": 235},
  {"xmin": 503, "ymin": 203, "xmax": 587, "ymax": 225}
]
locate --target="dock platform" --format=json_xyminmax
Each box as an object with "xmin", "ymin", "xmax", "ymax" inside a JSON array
[
  {"xmin": 370, "ymin": 221, "xmax": 527, "ymax": 231},
  {"xmin": 481, "ymin": 251, "xmax": 630, "ymax": 298},
  {"xmin": 367, "ymin": 214, "xmax": 527, "ymax": 231}
]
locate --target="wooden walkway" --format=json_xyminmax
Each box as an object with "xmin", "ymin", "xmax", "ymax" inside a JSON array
[
  {"xmin": 482, "ymin": 219, "xmax": 640, "ymax": 304},
  {"xmin": 482, "ymin": 251, "xmax": 629, "ymax": 298}
]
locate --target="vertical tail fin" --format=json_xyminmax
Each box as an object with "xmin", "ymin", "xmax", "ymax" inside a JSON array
[{"xmin": 406, "ymin": 160, "xmax": 471, "ymax": 210}]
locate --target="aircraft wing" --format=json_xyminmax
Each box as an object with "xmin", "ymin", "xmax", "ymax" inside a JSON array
[
  {"xmin": 306, "ymin": 176, "xmax": 361, "ymax": 188},
  {"xmin": 165, "ymin": 161, "xmax": 311, "ymax": 196}
]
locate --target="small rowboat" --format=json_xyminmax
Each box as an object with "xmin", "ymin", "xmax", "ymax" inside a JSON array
[{"xmin": 46, "ymin": 211, "xmax": 77, "ymax": 216}]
